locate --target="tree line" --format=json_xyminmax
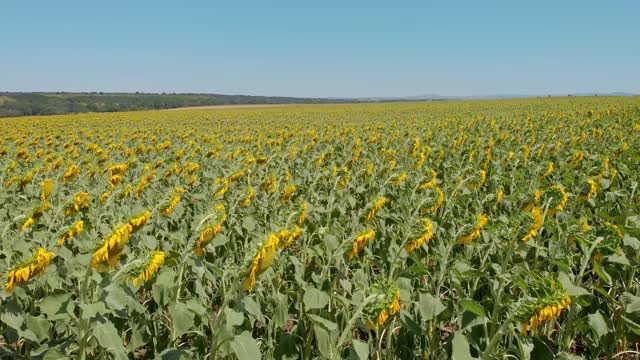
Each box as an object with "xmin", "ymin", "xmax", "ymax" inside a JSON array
[{"xmin": 0, "ymin": 92, "xmax": 347, "ymax": 117}]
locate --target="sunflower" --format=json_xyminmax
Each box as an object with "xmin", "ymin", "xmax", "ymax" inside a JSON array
[
  {"xmin": 457, "ymin": 213, "xmax": 488, "ymax": 245},
  {"xmin": 366, "ymin": 283, "xmax": 401, "ymax": 330},
  {"xmin": 297, "ymin": 202, "xmax": 308, "ymax": 225},
  {"xmin": 243, "ymin": 234, "xmax": 280, "ymax": 291},
  {"xmin": 40, "ymin": 178, "xmax": 54, "ymax": 202},
  {"xmin": 366, "ymin": 197, "xmax": 386, "ymax": 222},
  {"xmin": 405, "ymin": 218, "xmax": 433, "ymax": 253},
  {"xmin": 578, "ymin": 178, "xmax": 597, "ymax": 201},
  {"xmin": 347, "ymin": 229, "xmax": 376, "ymax": 260},
  {"xmin": 57, "ymin": 220, "xmax": 84, "ymax": 246},
  {"xmin": 418, "ymin": 170, "xmax": 437, "ymax": 189},
  {"xmin": 129, "ymin": 251, "xmax": 165, "ymax": 286},
  {"xmin": 521, "ymin": 207, "xmax": 544, "ymax": 243},
  {"xmin": 195, "ymin": 224, "xmax": 222, "ymax": 256},
  {"xmin": 5, "ymin": 248, "xmax": 55, "ymax": 292}
]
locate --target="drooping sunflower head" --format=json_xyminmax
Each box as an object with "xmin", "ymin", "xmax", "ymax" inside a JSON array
[
  {"xmin": 467, "ymin": 169, "xmax": 487, "ymax": 189},
  {"xmin": 578, "ymin": 178, "xmax": 597, "ymax": 201},
  {"xmin": 128, "ymin": 250, "xmax": 166, "ymax": 287},
  {"xmin": 518, "ymin": 207, "xmax": 544, "ymax": 243},
  {"xmin": 513, "ymin": 278, "xmax": 570, "ymax": 335},
  {"xmin": 405, "ymin": 218, "xmax": 433, "ymax": 253},
  {"xmin": 40, "ymin": 178, "xmax": 54, "ymax": 201},
  {"xmin": 456, "ymin": 213, "xmax": 488, "ymax": 245},
  {"xmin": 5, "ymin": 248, "xmax": 56, "ymax": 292},
  {"xmin": 365, "ymin": 281, "xmax": 401, "ymax": 330},
  {"xmin": 593, "ymin": 222, "xmax": 623, "ymax": 259},
  {"xmin": 418, "ymin": 169, "xmax": 437, "ymax": 189},
  {"xmin": 243, "ymin": 233, "xmax": 281, "ymax": 291},
  {"xmin": 542, "ymin": 185, "xmax": 568, "ymax": 215},
  {"xmin": 128, "ymin": 210, "xmax": 152, "ymax": 233}
]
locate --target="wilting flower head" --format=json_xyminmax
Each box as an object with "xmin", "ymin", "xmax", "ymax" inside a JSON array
[
  {"xmin": 297, "ymin": 202, "xmax": 308, "ymax": 225},
  {"xmin": 279, "ymin": 184, "xmax": 297, "ymax": 203},
  {"xmin": 521, "ymin": 207, "xmax": 544, "ymax": 243},
  {"xmin": 578, "ymin": 178, "xmax": 597, "ymax": 201},
  {"xmin": 540, "ymin": 162, "xmax": 554, "ymax": 179},
  {"xmin": 63, "ymin": 164, "xmax": 81, "ymax": 183},
  {"xmin": 243, "ymin": 233, "xmax": 280, "ymax": 291},
  {"xmin": 5, "ymin": 248, "xmax": 55, "ymax": 292},
  {"xmin": 366, "ymin": 197, "xmax": 386, "ymax": 222},
  {"xmin": 240, "ymin": 187, "xmax": 255, "ymax": 208},
  {"xmin": 467, "ymin": 170, "xmax": 486, "ymax": 189},
  {"xmin": 418, "ymin": 170, "xmax": 437, "ymax": 190},
  {"xmin": 20, "ymin": 202, "xmax": 50, "ymax": 232},
  {"xmin": 457, "ymin": 213, "xmax": 488, "ymax": 245},
  {"xmin": 64, "ymin": 191, "xmax": 91, "ymax": 216},
  {"xmin": 405, "ymin": 218, "xmax": 433, "ymax": 253},
  {"xmin": 496, "ymin": 189, "xmax": 504, "ymax": 206},
  {"xmin": 57, "ymin": 220, "xmax": 84, "ymax": 246},
  {"xmin": 40, "ymin": 179, "xmax": 54, "ymax": 202},
  {"xmin": 161, "ymin": 195, "xmax": 181, "ymax": 215},
  {"xmin": 129, "ymin": 251, "xmax": 165, "ymax": 287},
  {"xmin": 514, "ymin": 281, "xmax": 571, "ymax": 335},
  {"xmin": 543, "ymin": 185, "xmax": 568, "ymax": 216},
  {"xmin": 278, "ymin": 226, "xmax": 302, "ymax": 250},
  {"xmin": 365, "ymin": 281, "xmax": 401, "ymax": 330},
  {"xmin": 347, "ymin": 229, "xmax": 376, "ymax": 260},
  {"xmin": 195, "ymin": 224, "xmax": 222, "ymax": 256},
  {"xmin": 390, "ymin": 172, "xmax": 407, "ymax": 186},
  {"xmin": 90, "ymin": 211, "xmax": 151, "ymax": 270}
]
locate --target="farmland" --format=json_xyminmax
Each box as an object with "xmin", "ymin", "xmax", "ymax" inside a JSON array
[{"xmin": 0, "ymin": 97, "xmax": 639, "ymax": 359}]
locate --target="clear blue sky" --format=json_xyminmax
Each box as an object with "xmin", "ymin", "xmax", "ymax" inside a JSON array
[{"xmin": 1, "ymin": 0, "xmax": 638, "ymax": 98}]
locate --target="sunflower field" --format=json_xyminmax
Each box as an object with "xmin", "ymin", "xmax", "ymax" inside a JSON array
[{"xmin": 0, "ymin": 97, "xmax": 639, "ymax": 359}]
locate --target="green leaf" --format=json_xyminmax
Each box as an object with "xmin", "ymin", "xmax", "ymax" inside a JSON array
[
  {"xmin": 558, "ymin": 352, "xmax": 585, "ymax": 359},
  {"xmin": 273, "ymin": 292, "xmax": 288, "ymax": 328},
  {"xmin": 80, "ymin": 302, "xmax": 109, "ymax": 319},
  {"xmin": 607, "ymin": 253, "xmax": 630, "ymax": 266},
  {"xmin": 93, "ymin": 321, "xmax": 126, "ymax": 354},
  {"xmin": 184, "ymin": 298, "xmax": 207, "ymax": 317},
  {"xmin": 558, "ymin": 272, "xmax": 591, "ymax": 297},
  {"xmin": 353, "ymin": 339, "xmax": 369, "ymax": 360},
  {"xmin": 621, "ymin": 292, "xmax": 640, "ymax": 314},
  {"xmin": 592, "ymin": 262, "xmax": 611, "ymax": 284},
  {"xmin": 24, "ymin": 315, "xmax": 50, "ymax": 342},
  {"xmin": 323, "ymin": 234, "xmax": 339, "ymax": 252},
  {"xmin": 38, "ymin": 293, "xmax": 72, "ymax": 320},
  {"xmin": 451, "ymin": 332, "xmax": 474, "ymax": 360},
  {"xmin": 587, "ymin": 311, "xmax": 609, "ymax": 339},
  {"xmin": 159, "ymin": 348, "xmax": 190, "ymax": 360},
  {"xmin": 307, "ymin": 314, "xmax": 338, "ymax": 332},
  {"xmin": 314, "ymin": 324, "xmax": 334, "ymax": 359},
  {"xmin": 43, "ymin": 348, "xmax": 69, "ymax": 360},
  {"xmin": 623, "ymin": 236, "xmax": 640, "ymax": 252},
  {"xmin": 304, "ymin": 288, "xmax": 330, "ymax": 311},
  {"xmin": 242, "ymin": 296, "xmax": 264, "ymax": 323},
  {"xmin": 419, "ymin": 293, "xmax": 445, "ymax": 321},
  {"xmin": 168, "ymin": 302, "xmax": 195, "ymax": 339},
  {"xmin": 230, "ymin": 331, "xmax": 260, "ymax": 360},
  {"xmin": 224, "ymin": 308, "xmax": 245, "ymax": 330},
  {"xmin": 0, "ymin": 312, "xmax": 23, "ymax": 331},
  {"xmin": 460, "ymin": 299, "xmax": 485, "ymax": 318},
  {"xmin": 152, "ymin": 268, "xmax": 176, "ymax": 306},
  {"xmin": 242, "ymin": 216, "xmax": 257, "ymax": 232},
  {"xmin": 212, "ymin": 234, "xmax": 229, "ymax": 247},
  {"xmin": 104, "ymin": 284, "xmax": 146, "ymax": 314}
]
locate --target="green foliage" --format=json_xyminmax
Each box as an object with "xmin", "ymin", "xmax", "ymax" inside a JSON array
[{"xmin": 0, "ymin": 97, "xmax": 638, "ymax": 358}]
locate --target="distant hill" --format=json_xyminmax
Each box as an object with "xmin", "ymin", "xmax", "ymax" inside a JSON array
[
  {"xmin": 353, "ymin": 92, "xmax": 637, "ymax": 101},
  {"xmin": 0, "ymin": 92, "xmax": 348, "ymax": 118}
]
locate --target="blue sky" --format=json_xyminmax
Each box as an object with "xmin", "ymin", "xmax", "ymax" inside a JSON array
[{"xmin": 1, "ymin": 0, "xmax": 638, "ymax": 97}]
